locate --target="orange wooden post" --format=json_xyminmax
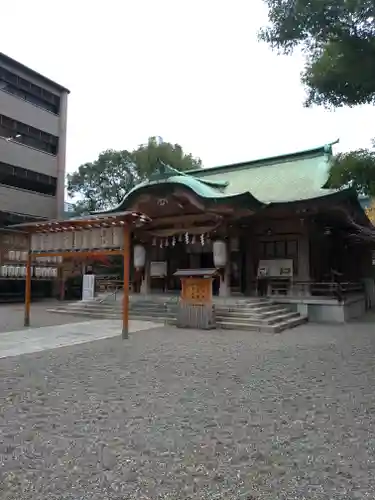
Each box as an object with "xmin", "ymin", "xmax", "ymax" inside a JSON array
[
  {"xmin": 24, "ymin": 237, "xmax": 32, "ymax": 327},
  {"xmin": 122, "ymin": 224, "xmax": 130, "ymax": 339}
]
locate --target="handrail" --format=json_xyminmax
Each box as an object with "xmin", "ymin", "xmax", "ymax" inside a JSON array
[{"xmin": 264, "ymin": 279, "xmax": 364, "ymax": 302}]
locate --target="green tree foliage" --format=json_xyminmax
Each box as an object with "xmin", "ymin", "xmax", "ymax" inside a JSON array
[
  {"xmin": 67, "ymin": 137, "xmax": 202, "ymax": 214},
  {"xmin": 328, "ymin": 145, "xmax": 375, "ymax": 196},
  {"xmin": 259, "ymin": 0, "xmax": 375, "ymax": 196},
  {"xmin": 259, "ymin": 0, "xmax": 375, "ymax": 107}
]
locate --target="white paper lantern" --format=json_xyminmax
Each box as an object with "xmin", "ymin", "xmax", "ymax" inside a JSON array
[
  {"xmin": 91, "ymin": 228, "xmax": 101, "ymax": 248},
  {"xmin": 20, "ymin": 266, "xmax": 26, "ymax": 277},
  {"xmin": 14, "ymin": 266, "xmax": 20, "ymax": 277},
  {"xmin": 134, "ymin": 245, "xmax": 146, "ymax": 268},
  {"xmin": 21, "ymin": 251, "xmax": 28, "ymax": 261},
  {"xmin": 112, "ymin": 227, "xmax": 122, "ymax": 248},
  {"xmin": 1, "ymin": 265, "xmax": 7, "ymax": 276},
  {"xmin": 8, "ymin": 250, "xmax": 15, "ymax": 261},
  {"xmin": 49, "ymin": 232, "xmax": 59, "ymax": 251},
  {"xmin": 31, "ymin": 234, "xmax": 39, "ymax": 252},
  {"xmin": 62, "ymin": 231, "xmax": 73, "ymax": 250},
  {"xmin": 41, "ymin": 233, "xmax": 49, "ymax": 250},
  {"xmin": 82, "ymin": 230, "xmax": 91, "ymax": 249},
  {"xmin": 8, "ymin": 266, "xmax": 15, "ymax": 277},
  {"xmin": 213, "ymin": 240, "xmax": 227, "ymax": 267},
  {"xmin": 55, "ymin": 232, "xmax": 64, "ymax": 250},
  {"xmin": 101, "ymin": 227, "xmax": 112, "ymax": 248},
  {"xmin": 73, "ymin": 231, "xmax": 82, "ymax": 250},
  {"xmin": 51, "ymin": 267, "xmax": 58, "ymax": 277}
]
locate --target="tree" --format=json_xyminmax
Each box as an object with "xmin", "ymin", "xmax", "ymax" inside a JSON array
[
  {"xmin": 328, "ymin": 144, "xmax": 375, "ymax": 196},
  {"xmin": 67, "ymin": 137, "xmax": 202, "ymax": 214},
  {"xmin": 259, "ymin": 0, "xmax": 375, "ymax": 196},
  {"xmin": 259, "ymin": 0, "xmax": 375, "ymax": 107}
]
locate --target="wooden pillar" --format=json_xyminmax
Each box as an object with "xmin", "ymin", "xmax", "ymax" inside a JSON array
[
  {"xmin": 122, "ymin": 224, "xmax": 130, "ymax": 339},
  {"xmin": 24, "ymin": 237, "xmax": 32, "ymax": 327}
]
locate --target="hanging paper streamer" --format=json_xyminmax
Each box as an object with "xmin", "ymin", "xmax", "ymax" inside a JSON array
[
  {"xmin": 172, "ymin": 236, "xmax": 176, "ymax": 246},
  {"xmin": 185, "ymin": 232, "xmax": 189, "ymax": 244},
  {"xmin": 200, "ymin": 234, "xmax": 205, "ymax": 246},
  {"xmin": 152, "ymin": 237, "xmax": 156, "ymax": 246},
  {"xmin": 165, "ymin": 238, "xmax": 169, "ymax": 247},
  {"xmin": 160, "ymin": 239, "xmax": 163, "ymax": 248}
]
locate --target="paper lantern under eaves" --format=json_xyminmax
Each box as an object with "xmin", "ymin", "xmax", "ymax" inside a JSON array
[
  {"xmin": 134, "ymin": 245, "xmax": 146, "ymax": 268},
  {"xmin": 213, "ymin": 240, "xmax": 227, "ymax": 268},
  {"xmin": 112, "ymin": 227, "xmax": 123, "ymax": 248},
  {"xmin": 62, "ymin": 232, "xmax": 73, "ymax": 250},
  {"xmin": 82, "ymin": 230, "xmax": 91, "ymax": 249}
]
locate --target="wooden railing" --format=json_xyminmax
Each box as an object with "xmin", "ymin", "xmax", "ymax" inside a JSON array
[{"xmin": 266, "ymin": 280, "xmax": 364, "ymax": 301}]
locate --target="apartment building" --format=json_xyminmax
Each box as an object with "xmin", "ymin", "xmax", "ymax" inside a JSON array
[{"xmin": 0, "ymin": 52, "xmax": 69, "ymax": 226}]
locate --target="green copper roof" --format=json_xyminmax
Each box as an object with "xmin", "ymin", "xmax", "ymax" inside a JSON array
[
  {"xmin": 99, "ymin": 142, "xmax": 345, "ymax": 214},
  {"xmin": 192, "ymin": 146, "xmax": 337, "ymax": 203}
]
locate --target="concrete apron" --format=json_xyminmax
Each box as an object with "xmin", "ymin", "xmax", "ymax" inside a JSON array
[{"xmin": 0, "ymin": 319, "xmax": 159, "ymax": 359}]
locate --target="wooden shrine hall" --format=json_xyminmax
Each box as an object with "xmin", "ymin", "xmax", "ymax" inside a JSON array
[{"xmin": 6, "ymin": 141, "xmax": 375, "ymax": 327}]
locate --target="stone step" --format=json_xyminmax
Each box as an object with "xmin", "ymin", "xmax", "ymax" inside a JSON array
[
  {"xmin": 216, "ymin": 303, "xmax": 282, "ymax": 313},
  {"xmin": 47, "ymin": 308, "xmax": 170, "ymax": 323},
  {"xmin": 216, "ymin": 311, "xmax": 299, "ymax": 325},
  {"xmin": 48, "ymin": 298, "xmax": 306, "ymax": 334},
  {"xmin": 215, "ymin": 307, "xmax": 290, "ymax": 319},
  {"xmin": 217, "ymin": 315, "xmax": 307, "ymax": 333}
]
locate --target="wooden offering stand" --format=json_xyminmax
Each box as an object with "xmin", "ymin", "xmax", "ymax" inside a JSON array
[{"xmin": 173, "ymin": 268, "xmax": 217, "ymax": 329}]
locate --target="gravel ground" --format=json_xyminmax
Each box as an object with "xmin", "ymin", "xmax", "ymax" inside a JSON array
[
  {"xmin": 1, "ymin": 322, "xmax": 375, "ymax": 499},
  {"xmin": 0, "ymin": 301, "xmax": 84, "ymax": 334}
]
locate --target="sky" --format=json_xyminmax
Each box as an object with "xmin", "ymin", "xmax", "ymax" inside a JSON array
[{"xmin": 1, "ymin": 0, "xmax": 374, "ymax": 172}]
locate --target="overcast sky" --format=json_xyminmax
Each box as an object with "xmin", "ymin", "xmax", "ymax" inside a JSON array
[{"xmin": 2, "ymin": 0, "xmax": 374, "ymax": 172}]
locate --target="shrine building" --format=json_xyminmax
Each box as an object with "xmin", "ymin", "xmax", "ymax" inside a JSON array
[{"xmin": 98, "ymin": 142, "xmax": 375, "ymax": 313}]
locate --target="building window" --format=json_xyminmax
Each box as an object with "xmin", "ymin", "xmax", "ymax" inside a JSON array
[
  {"xmin": 259, "ymin": 239, "xmax": 298, "ymax": 258},
  {"xmin": 0, "ymin": 66, "xmax": 60, "ymax": 114},
  {"xmin": 0, "ymin": 161, "xmax": 57, "ymax": 196},
  {"xmin": 0, "ymin": 114, "xmax": 58, "ymax": 155}
]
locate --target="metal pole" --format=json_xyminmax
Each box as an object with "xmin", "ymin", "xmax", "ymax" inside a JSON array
[{"xmin": 122, "ymin": 224, "xmax": 130, "ymax": 339}]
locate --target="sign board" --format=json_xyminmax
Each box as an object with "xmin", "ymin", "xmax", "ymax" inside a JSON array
[
  {"xmin": 150, "ymin": 261, "xmax": 167, "ymax": 277},
  {"xmin": 82, "ymin": 274, "xmax": 95, "ymax": 300},
  {"xmin": 257, "ymin": 259, "xmax": 293, "ymax": 278}
]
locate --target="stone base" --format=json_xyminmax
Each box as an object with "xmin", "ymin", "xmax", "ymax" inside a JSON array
[{"xmin": 177, "ymin": 303, "xmax": 216, "ymax": 329}]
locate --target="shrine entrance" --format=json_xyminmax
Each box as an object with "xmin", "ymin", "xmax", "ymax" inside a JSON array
[{"xmin": 9, "ymin": 210, "xmax": 150, "ymax": 339}]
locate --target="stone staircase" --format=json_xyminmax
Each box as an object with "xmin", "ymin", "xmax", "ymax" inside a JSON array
[
  {"xmin": 215, "ymin": 299, "xmax": 307, "ymax": 333},
  {"xmin": 48, "ymin": 296, "xmax": 179, "ymax": 324},
  {"xmin": 48, "ymin": 295, "xmax": 307, "ymax": 333}
]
